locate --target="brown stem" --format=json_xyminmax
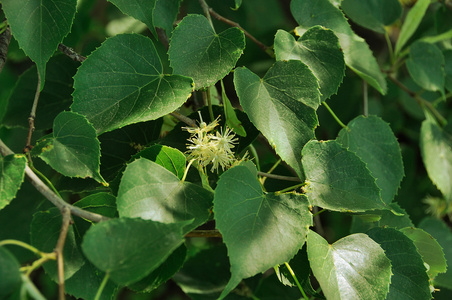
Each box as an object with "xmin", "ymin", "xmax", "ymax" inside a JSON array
[
  {"xmin": 185, "ymin": 229, "xmax": 222, "ymax": 238},
  {"xmin": 208, "ymin": 8, "xmax": 273, "ymax": 56},
  {"xmin": 170, "ymin": 112, "xmax": 197, "ymax": 127},
  {"xmin": 58, "ymin": 44, "xmax": 86, "ymax": 62},
  {"xmin": 0, "ymin": 25, "xmax": 11, "ymax": 73},
  {"xmin": 55, "ymin": 207, "xmax": 72, "ymax": 300},
  {"xmin": 24, "ymin": 71, "xmax": 41, "ymax": 154}
]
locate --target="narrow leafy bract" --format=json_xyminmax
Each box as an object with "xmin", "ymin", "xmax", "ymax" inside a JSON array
[
  {"xmin": 117, "ymin": 158, "xmax": 213, "ymax": 234},
  {"xmin": 108, "ymin": 0, "xmax": 158, "ymax": 37},
  {"xmin": 0, "ymin": 247, "xmax": 21, "ymax": 299},
  {"xmin": 302, "ymin": 140, "xmax": 386, "ymax": 212},
  {"xmin": 307, "ymin": 231, "xmax": 391, "ymax": 300},
  {"xmin": 214, "ymin": 162, "xmax": 313, "ymax": 299},
  {"xmin": 406, "ymin": 41, "xmax": 445, "ymax": 96},
  {"xmin": 420, "ymin": 120, "xmax": 452, "ymax": 201},
  {"xmin": 169, "ymin": 14, "xmax": 245, "ymax": 89},
  {"xmin": 337, "ymin": 115, "xmax": 404, "ymax": 204},
  {"xmin": 32, "ymin": 112, "xmax": 105, "ymax": 184},
  {"xmin": 367, "ymin": 227, "xmax": 431, "ymax": 300},
  {"xmin": 72, "ymin": 34, "xmax": 193, "ymax": 134},
  {"xmin": 291, "ymin": 0, "xmax": 387, "ymax": 94},
  {"xmin": 341, "ymin": 0, "xmax": 402, "ymax": 34},
  {"xmin": 1, "ymin": 0, "xmax": 77, "ymax": 89},
  {"xmin": 234, "ymin": 61, "xmax": 320, "ymax": 178},
  {"xmin": 81, "ymin": 217, "xmax": 187, "ymax": 286},
  {"xmin": 274, "ymin": 27, "xmax": 345, "ymax": 101},
  {"xmin": 0, "ymin": 154, "xmax": 26, "ymax": 210}
]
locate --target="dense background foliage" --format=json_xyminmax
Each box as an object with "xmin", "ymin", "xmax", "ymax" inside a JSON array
[{"xmin": 1, "ymin": 0, "xmax": 452, "ymax": 299}]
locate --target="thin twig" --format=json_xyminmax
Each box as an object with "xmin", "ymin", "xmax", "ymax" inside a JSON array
[
  {"xmin": 257, "ymin": 171, "xmax": 301, "ymax": 182},
  {"xmin": 0, "ymin": 139, "xmax": 110, "ymax": 223},
  {"xmin": 25, "ymin": 71, "xmax": 41, "ymax": 154},
  {"xmin": 185, "ymin": 229, "xmax": 222, "ymax": 238},
  {"xmin": 55, "ymin": 207, "xmax": 72, "ymax": 300},
  {"xmin": 362, "ymin": 80, "xmax": 368, "ymax": 117},
  {"xmin": 170, "ymin": 112, "xmax": 197, "ymax": 127},
  {"xmin": 208, "ymin": 8, "xmax": 273, "ymax": 55},
  {"xmin": 58, "ymin": 44, "xmax": 86, "ymax": 62},
  {"xmin": 0, "ymin": 25, "xmax": 11, "ymax": 73}
]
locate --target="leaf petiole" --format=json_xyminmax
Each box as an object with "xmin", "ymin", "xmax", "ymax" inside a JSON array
[
  {"xmin": 322, "ymin": 102, "xmax": 348, "ymax": 129},
  {"xmin": 284, "ymin": 262, "xmax": 309, "ymax": 300},
  {"xmin": 94, "ymin": 272, "xmax": 110, "ymax": 300}
]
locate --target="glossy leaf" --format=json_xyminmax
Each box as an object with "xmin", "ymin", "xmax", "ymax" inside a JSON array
[
  {"xmin": 419, "ymin": 217, "xmax": 452, "ymax": 288},
  {"xmin": 169, "ymin": 14, "xmax": 245, "ymax": 89},
  {"xmin": 214, "ymin": 162, "xmax": 313, "ymax": 299},
  {"xmin": 337, "ymin": 115, "xmax": 404, "ymax": 204},
  {"xmin": 0, "ymin": 154, "xmax": 26, "ymax": 210},
  {"xmin": 108, "ymin": 0, "xmax": 158, "ymax": 37},
  {"xmin": 32, "ymin": 112, "xmax": 105, "ymax": 184},
  {"xmin": 394, "ymin": 0, "xmax": 430, "ymax": 56},
  {"xmin": 30, "ymin": 208, "xmax": 85, "ymax": 281},
  {"xmin": 341, "ymin": 0, "xmax": 402, "ymax": 33},
  {"xmin": 407, "ymin": 41, "xmax": 445, "ymax": 95},
  {"xmin": 81, "ymin": 217, "xmax": 187, "ymax": 285},
  {"xmin": 307, "ymin": 230, "xmax": 391, "ymax": 300},
  {"xmin": 1, "ymin": 0, "xmax": 77, "ymax": 89},
  {"xmin": 400, "ymin": 227, "xmax": 447, "ymax": 279},
  {"xmin": 274, "ymin": 27, "xmax": 344, "ymax": 101},
  {"xmin": 234, "ymin": 61, "xmax": 320, "ymax": 178},
  {"xmin": 367, "ymin": 227, "xmax": 431, "ymax": 300},
  {"xmin": 2, "ymin": 55, "xmax": 79, "ymax": 130},
  {"xmin": 0, "ymin": 247, "xmax": 21, "ymax": 299},
  {"xmin": 117, "ymin": 158, "xmax": 212, "ymax": 234},
  {"xmin": 291, "ymin": 0, "xmax": 387, "ymax": 94},
  {"xmin": 72, "ymin": 33, "xmax": 193, "ymax": 134},
  {"xmin": 302, "ymin": 140, "xmax": 386, "ymax": 212},
  {"xmin": 420, "ymin": 120, "xmax": 452, "ymax": 201}
]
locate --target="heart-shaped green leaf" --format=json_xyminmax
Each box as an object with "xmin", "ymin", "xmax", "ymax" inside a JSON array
[
  {"xmin": 0, "ymin": 154, "xmax": 26, "ymax": 210},
  {"xmin": 169, "ymin": 14, "xmax": 245, "ymax": 89},
  {"xmin": 420, "ymin": 120, "xmax": 452, "ymax": 201},
  {"xmin": 302, "ymin": 140, "xmax": 387, "ymax": 212},
  {"xmin": 1, "ymin": 0, "xmax": 77, "ymax": 89},
  {"xmin": 341, "ymin": 0, "xmax": 402, "ymax": 34},
  {"xmin": 337, "ymin": 115, "xmax": 404, "ymax": 205},
  {"xmin": 117, "ymin": 158, "xmax": 213, "ymax": 234},
  {"xmin": 81, "ymin": 217, "xmax": 186, "ymax": 286},
  {"xmin": 307, "ymin": 230, "xmax": 391, "ymax": 300},
  {"xmin": 367, "ymin": 227, "xmax": 431, "ymax": 300},
  {"xmin": 214, "ymin": 161, "xmax": 313, "ymax": 299},
  {"xmin": 234, "ymin": 61, "xmax": 320, "ymax": 178},
  {"xmin": 72, "ymin": 33, "xmax": 193, "ymax": 134},
  {"xmin": 32, "ymin": 112, "xmax": 105, "ymax": 184},
  {"xmin": 274, "ymin": 26, "xmax": 345, "ymax": 101},
  {"xmin": 291, "ymin": 0, "xmax": 387, "ymax": 94}
]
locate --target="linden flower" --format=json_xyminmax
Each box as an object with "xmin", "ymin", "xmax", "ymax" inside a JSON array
[{"xmin": 183, "ymin": 116, "xmax": 238, "ymax": 172}]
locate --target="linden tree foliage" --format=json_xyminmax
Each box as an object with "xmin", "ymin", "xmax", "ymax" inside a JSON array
[{"xmin": 1, "ymin": 0, "xmax": 452, "ymax": 299}]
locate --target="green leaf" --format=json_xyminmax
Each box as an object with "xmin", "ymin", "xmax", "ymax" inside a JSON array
[
  {"xmin": 394, "ymin": 0, "xmax": 430, "ymax": 56},
  {"xmin": 2, "ymin": 55, "xmax": 79, "ymax": 130},
  {"xmin": 302, "ymin": 140, "xmax": 386, "ymax": 212},
  {"xmin": 307, "ymin": 230, "xmax": 392, "ymax": 300},
  {"xmin": 117, "ymin": 158, "xmax": 213, "ymax": 234},
  {"xmin": 169, "ymin": 14, "xmax": 245, "ymax": 89},
  {"xmin": 400, "ymin": 227, "xmax": 447, "ymax": 279},
  {"xmin": 341, "ymin": 0, "xmax": 402, "ymax": 34},
  {"xmin": 72, "ymin": 33, "xmax": 193, "ymax": 134},
  {"xmin": 131, "ymin": 145, "xmax": 186, "ymax": 180},
  {"xmin": 0, "ymin": 247, "xmax": 22, "ymax": 299},
  {"xmin": 32, "ymin": 112, "xmax": 106, "ymax": 184},
  {"xmin": 214, "ymin": 161, "xmax": 313, "ymax": 299},
  {"xmin": 419, "ymin": 217, "xmax": 452, "ymax": 288},
  {"xmin": 154, "ymin": 0, "xmax": 182, "ymax": 37},
  {"xmin": 420, "ymin": 120, "xmax": 452, "ymax": 201},
  {"xmin": 73, "ymin": 192, "xmax": 118, "ymax": 220},
  {"xmin": 81, "ymin": 217, "xmax": 187, "ymax": 286},
  {"xmin": 30, "ymin": 208, "xmax": 85, "ymax": 281},
  {"xmin": 406, "ymin": 41, "xmax": 445, "ymax": 96},
  {"xmin": 367, "ymin": 227, "xmax": 431, "ymax": 300},
  {"xmin": 232, "ymin": 0, "xmax": 243, "ymax": 10},
  {"xmin": 337, "ymin": 115, "xmax": 404, "ymax": 205},
  {"xmin": 274, "ymin": 27, "xmax": 345, "ymax": 102},
  {"xmin": 444, "ymin": 49, "xmax": 452, "ymax": 92},
  {"xmin": 107, "ymin": 0, "xmax": 158, "ymax": 37},
  {"xmin": 1, "ymin": 0, "xmax": 77, "ymax": 89},
  {"xmin": 234, "ymin": 61, "xmax": 320, "ymax": 178},
  {"xmin": 0, "ymin": 154, "xmax": 26, "ymax": 210},
  {"xmin": 291, "ymin": 0, "xmax": 387, "ymax": 94},
  {"xmin": 221, "ymin": 80, "xmax": 246, "ymax": 137}
]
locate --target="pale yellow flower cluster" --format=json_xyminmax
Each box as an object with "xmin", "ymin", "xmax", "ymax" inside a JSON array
[{"xmin": 183, "ymin": 116, "xmax": 238, "ymax": 172}]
